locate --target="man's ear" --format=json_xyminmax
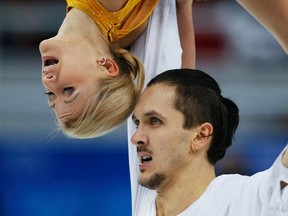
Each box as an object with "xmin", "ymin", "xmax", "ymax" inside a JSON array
[
  {"xmin": 97, "ymin": 58, "xmax": 119, "ymax": 77},
  {"xmin": 191, "ymin": 123, "xmax": 213, "ymax": 152}
]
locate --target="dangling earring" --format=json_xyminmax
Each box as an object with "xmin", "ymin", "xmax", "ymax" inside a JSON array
[{"xmin": 98, "ymin": 57, "xmax": 107, "ymax": 66}]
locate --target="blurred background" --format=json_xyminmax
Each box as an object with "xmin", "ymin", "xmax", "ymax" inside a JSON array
[{"xmin": 0, "ymin": 0, "xmax": 287, "ymax": 215}]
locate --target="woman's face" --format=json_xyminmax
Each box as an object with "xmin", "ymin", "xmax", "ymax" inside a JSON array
[{"xmin": 39, "ymin": 36, "xmax": 102, "ymax": 123}]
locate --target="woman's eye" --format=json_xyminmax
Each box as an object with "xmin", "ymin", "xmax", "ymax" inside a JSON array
[
  {"xmin": 44, "ymin": 92, "xmax": 56, "ymax": 100},
  {"xmin": 63, "ymin": 87, "xmax": 75, "ymax": 96},
  {"xmin": 150, "ymin": 117, "xmax": 161, "ymax": 125}
]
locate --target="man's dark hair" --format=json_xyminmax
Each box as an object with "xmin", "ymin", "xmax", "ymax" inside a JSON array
[{"xmin": 147, "ymin": 69, "xmax": 239, "ymax": 165}]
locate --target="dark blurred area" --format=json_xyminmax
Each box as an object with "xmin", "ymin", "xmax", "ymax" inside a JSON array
[{"xmin": 0, "ymin": 0, "xmax": 287, "ymax": 215}]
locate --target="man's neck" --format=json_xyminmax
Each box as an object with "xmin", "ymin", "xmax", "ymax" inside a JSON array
[{"xmin": 155, "ymin": 163, "xmax": 215, "ymax": 216}]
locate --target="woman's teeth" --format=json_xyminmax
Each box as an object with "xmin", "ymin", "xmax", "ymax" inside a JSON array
[
  {"xmin": 43, "ymin": 64, "xmax": 57, "ymax": 73},
  {"xmin": 44, "ymin": 59, "xmax": 58, "ymax": 66},
  {"xmin": 43, "ymin": 59, "xmax": 58, "ymax": 72}
]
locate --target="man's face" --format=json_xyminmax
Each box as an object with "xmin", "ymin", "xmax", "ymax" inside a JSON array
[{"xmin": 131, "ymin": 84, "xmax": 197, "ymax": 190}]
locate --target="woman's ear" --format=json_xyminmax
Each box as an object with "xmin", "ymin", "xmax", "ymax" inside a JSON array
[
  {"xmin": 97, "ymin": 58, "xmax": 119, "ymax": 77},
  {"xmin": 192, "ymin": 123, "xmax": 213, "ymax": 152},
  {"xmin": 105, "ymin": 59, "xmax": 120, "ymax": 77}
]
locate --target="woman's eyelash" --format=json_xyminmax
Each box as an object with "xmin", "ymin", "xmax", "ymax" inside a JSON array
[
  {"xmin": 43, "ymin": 87, "xmax": 78, "ymax": 99},
  {"xmin": 44, "ymin": 92, "xmax": 54, "ymax": 96},
  {"xmin": 63, "ymin": 87, "xmax": 76, "ymax": 95},
  {"xmin": 63, "ymin": 87, "xmax": 74, "ymax": 92}
]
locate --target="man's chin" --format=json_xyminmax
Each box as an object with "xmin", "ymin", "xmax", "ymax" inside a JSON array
[{"xmin": 138, "ymin": 173, "xmax": 166, "ymax": 190}]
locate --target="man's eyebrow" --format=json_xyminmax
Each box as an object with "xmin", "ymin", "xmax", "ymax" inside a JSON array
[
  {"xmin": 132, "ymin": 111, "xmax": 166, "ymax": 121},
  {"xmin": 143, "ymin": 111, "xmax": 166, "ymax": 120}
]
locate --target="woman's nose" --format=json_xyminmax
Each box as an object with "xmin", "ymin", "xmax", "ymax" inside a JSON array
[{"xmin": 42, "ymin": 72, "xmax": 57, "ymax": 82}]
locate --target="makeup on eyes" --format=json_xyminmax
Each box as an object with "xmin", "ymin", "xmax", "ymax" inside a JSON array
[
  {"xmin": 64, "ymin": 89, "xmax": 81, "ymax": 103},
  {"xmin": 44, "ymin": 87, "xmax": 82, "ymax": 108}
]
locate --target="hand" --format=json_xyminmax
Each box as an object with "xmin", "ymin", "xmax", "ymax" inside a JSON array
[{"xmin": 282, "ymin": 149, "xmax": 288, "ymax": 168}]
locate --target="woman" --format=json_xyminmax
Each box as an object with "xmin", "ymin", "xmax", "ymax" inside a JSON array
[{"xmin": 39, "ymin": 0, "xmax": 195, "ymax": 139}]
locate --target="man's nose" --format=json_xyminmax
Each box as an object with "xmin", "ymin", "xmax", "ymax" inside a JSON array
[{"xmin": 130, "ymin": 127, "xmax": 148, "ymax": 146}]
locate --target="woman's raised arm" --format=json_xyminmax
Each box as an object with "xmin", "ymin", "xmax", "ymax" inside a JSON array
[
  {"xmin": 237, "ymin": 0, "xmax": 288, "ymax": 53},
  {"xmin": 176, "ymin": 0, "xmax": 196, "ymax": 68}
]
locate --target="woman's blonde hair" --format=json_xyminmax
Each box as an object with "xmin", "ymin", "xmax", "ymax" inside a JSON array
[{"xmin": 58, "ymin": 48, "xmax": 145, "ymax": 139}]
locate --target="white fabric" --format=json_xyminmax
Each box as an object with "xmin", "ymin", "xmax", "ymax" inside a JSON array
[
  {"xmin": 128, "ymin": 0, "xmax": 288, "ymax": 215},
  {"xmin": 176, "ymin": 146, "xmax": 288, "ymax": 216},
  {"xmin": 130, "ymin": 144, "xmax": 288, "ymax": 216},
  {"xmin": 128, "ymin": 0, "xmax": 181, "ymax": 215}
]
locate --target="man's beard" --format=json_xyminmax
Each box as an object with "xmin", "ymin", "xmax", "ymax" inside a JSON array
[{"xmin": 138, "ymin": 173, "xmax": 166, "ymax": 190}]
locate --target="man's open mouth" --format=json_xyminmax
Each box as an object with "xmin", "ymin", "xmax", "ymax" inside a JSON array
[{"xmin": 139, "ymin": 155, "xmax": 152, "ymax": 165}]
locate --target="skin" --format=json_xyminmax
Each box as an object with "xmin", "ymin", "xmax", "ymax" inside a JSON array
[
  {"xmin": 39, "ymin": 8, "xmax": 119, "ymax": 121},
  {"xmin": 237, "ymin": 0, "xmax": 288, "ymax": 168},
  {"xmin": 131, "ymin": 84, "xmax": 215, "ymax": 215},
  {"xmin": 283, "ymin": 151, "xmax": 288, "ymax": 168},
  {"xmin": 237, "ymin": 0, "xmax": 288, "ymax": 53},
  {"xmin": 98, "ymin": 0, "xmax": 129, "ymax": 11},
  {"xmin": 131, "ymin": 83, "xmax": 288, "ymax": 215},
  {"xmin": 176, "ymin": 0, "xmax": 195, "ymax": 68},
  {"xmin": 39, "ymin": 0, "xmax": 196, "ymax": 122}
]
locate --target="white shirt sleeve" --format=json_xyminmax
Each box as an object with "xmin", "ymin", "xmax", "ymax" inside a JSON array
[
  {"xmin": 177, "ymin": 145, "xmax": 288, "ymax": 216},
  {"xmin": 260, "ymin": 145, "xmax": 288, "ymax": 213},
  {"xmin": 128, "ymin": 0, "xmax": 182, "ymax": 215},
  {"xmin": 226, "ymin": 145, "xmax": 288, "ymax": 215}
]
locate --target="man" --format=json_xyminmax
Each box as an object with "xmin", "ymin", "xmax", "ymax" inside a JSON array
[{"xmin": 130, "ymin": 68, "xmax": 288, "ymax": 216}]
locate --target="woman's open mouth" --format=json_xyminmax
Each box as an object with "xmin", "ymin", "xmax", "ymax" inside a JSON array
[
  {"xmin": 44, "ymin": 59, "xmax": 59, "ymax": 66},
  {"xmin": 43, "ymin": 58, "xmax": 59, "ymax": 73}
]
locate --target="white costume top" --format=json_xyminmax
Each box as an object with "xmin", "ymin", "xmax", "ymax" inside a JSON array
[
  {"xmin": 130, "ymin": 147, "xmax": 288, "ymax": 216},
  {"xmin": 128, "ymin": 0, "xmax": 181, "ymax": 214},
  {"xmin": 128, "ymin": 0, "xmax": 288, "ymax": 215}
]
